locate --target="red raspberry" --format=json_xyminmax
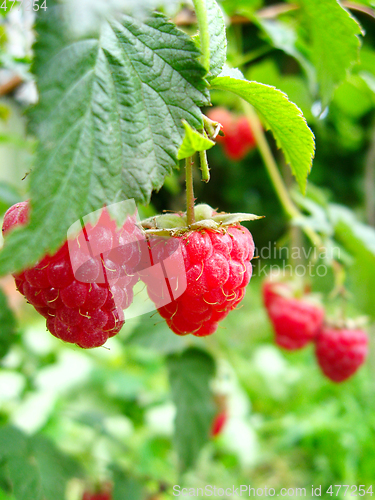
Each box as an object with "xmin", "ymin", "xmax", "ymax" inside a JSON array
[
  {"xmin": 315, "ymin": 327, "xmax": 368, "ymax": 382},
  {"xmin": 263, "ymin": 281, "xmax": 324, "ymax": 350},
  {"xmin": 262, "ymin": 280, "xmax": 293, "ymax": 309},
  {"xmin": 211, "ymin": 410, "xmax": 227, "ymax": 437},
  {"xmin": 207, "ymin": 108, "xmax": 256, "ymax": 160},
  {"xmin": 236, "ymin": 117, "xmax": 256, "ymax": 148},
  {"xmin": 3, "ymin": 202, "xmax": 141, "ymax": 348},
  {"xmin": 2, "ymin": 201, "xmax": 29, "ymax": 235},
  {"xmin": 142, "ymin": 225, "xmax": 254, "ymax": 337},
  {"xmin": 83, "ymin": 488, "xmax": 111, "ymax": 500}
]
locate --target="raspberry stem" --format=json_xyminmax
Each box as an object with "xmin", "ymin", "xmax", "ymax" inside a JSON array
[
  {"xmin": 185, "ymin": 156, "xmax": 196, "ymax": 225},
  {"xmin": 199, "ymin": 136, "xmax": 210, "ymax": 183},
  {"xmin": 192, "ymin": 0, "xmax": 210, "ymax": 72}
]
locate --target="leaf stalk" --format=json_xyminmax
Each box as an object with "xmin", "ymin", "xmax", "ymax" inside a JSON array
[{"xmin": 192, "ymin": 0, "xmax": 210, "ymax": 72}]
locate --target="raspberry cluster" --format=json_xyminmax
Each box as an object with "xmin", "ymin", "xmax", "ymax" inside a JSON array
[
  {"xmin": 207, "ymin": 107, "xmax": 256, "ymax": 160},
  {"xmin": 263, "ymin": 280, "xmax": 369, "ymax": 382},
  {"xmin": 4, "ymin": 201, "xmax": 256, "ymax": 344},
  {"xmin": 3, "ymin": 202, "xmax": 140, "ymax": 348},
  {"xmin": 143, "ymin": 226, "xmax": 254, "ymax": 337}
]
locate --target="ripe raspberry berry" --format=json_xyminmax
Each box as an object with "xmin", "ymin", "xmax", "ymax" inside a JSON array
[
  {"xmin": 83, "ymin": 487, "xmax": 111, "ymax": 500},
  {"xmin": 315, "ymin": 326, "xmax": 368, "ymax": 382},
  {"xmin": 211, "ymin": 410, "xmax": 227, "ymax": 437},
  {"xmin": 263, "ymin": 280, "xmax": 324, "ymax": 350},
  {"xmin": 2, "ymin": 201, "xmax": 29, "ymax": 236},
  {"xmin": 3, "ymin": 202, "xmax": 141, "ymax": 348},
  {"xmin": 142, "ymin": 224, "xmax": 254, "ymax": 337},
  {"xmin": 236, "ymin": 117, "xmax": 256, "ymax": 149},
  {"xmin": 207, "ymin": 108, "xmax": 256, "ymax": 161}
]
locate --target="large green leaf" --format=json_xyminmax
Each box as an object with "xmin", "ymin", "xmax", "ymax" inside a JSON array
[
  {"xmin": 0, "ymin": 4, "xmax": 209, "ymax": 275},
  {"xmin": 298, "ymin": 0, "xmax": 362, "ymax": 107},
  {"xmin": 210, "ymin": 76, "xmax": 315, "ymax": 193},
  {"xmin": 167, "ymin": 347, "xmax": 216, "ymax": 472},
  {"xmin": 0, "ymin": 289, "xmax": 17, "ymax": 361}
]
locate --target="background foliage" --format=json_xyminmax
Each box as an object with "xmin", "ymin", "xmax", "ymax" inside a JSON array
[{"xmin": 0, "ymin": 0, "xmax": 375, "ymax": 499}]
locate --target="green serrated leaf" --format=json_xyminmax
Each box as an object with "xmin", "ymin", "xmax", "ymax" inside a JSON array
[
  {"xmin": 210, "ymin": 76, "xmax": 315, "ymax": 193},
  {"xmin": 217, "ymin": 64, "xmax": 245, "ymax": 80},
  {"xmin": 177, "ymin": 121, "xmax": 215, "ymax": 160},
  {"xmin": 206, "ymin": 0, "xmax": 227, "ymax": 80},
  {"xmin": 0, "ymin": 289, "xmax": 17, "ymax": 361},
  {"xmin": 167, "ymin": 347, "xmax": 216, "ymax": 472},
  {"xmin": 0, "ymin": 7, "xmax": 209, "ymax": 276},
  {"xmin": 298, "ymin": 0, "xmax": 362, "ymax": 107}
]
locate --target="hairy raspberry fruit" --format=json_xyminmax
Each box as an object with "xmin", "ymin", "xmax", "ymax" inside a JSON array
[
  {"xmin": 143, "ymin": 225, "xmax": 254, "ymax": 337},
  {"xmin": 263, "ymin": 281, "xmax": 324, "ymax": 350},
  {"xmin": 207, "ymin": 107, "xmax": 256, "ymax": 161},
  {"xmin": 315, "ymin": 327, "xmax": 368, "ymax": 382},
  {"xmin": 3, "ymin": 202, "xmax": 141, "ymax": 348}
]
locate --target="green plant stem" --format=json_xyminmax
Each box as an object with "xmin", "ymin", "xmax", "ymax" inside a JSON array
[
  {"xmin": 185, "ymin": 156, "xmax": 196, "ymax": 225},
  {"xmin": 192, "ymin": 0, "xmax": 210, "ymax": 72},
  {"xmin": 199, "ymin": 130, "xmax": 211, "ymax": 182},
  {"xmin": 199, "ymin": 150, "xmax": 210, "ymax": 183},
  {"xmin": 232, "ymin": 45, "xmax": 273, "ymax": 68},
  {"xmin": 243, "ymin": 102, "xmax": 323, "ymax": 249},
  {"xmin": 202, "ymin": 114, "xmax": 218, "ymax": 139}
]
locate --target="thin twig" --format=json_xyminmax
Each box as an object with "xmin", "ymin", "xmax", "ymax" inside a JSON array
[{"xmin": 185, "ymin": 156, "xmax": 196, "ymax": 225}]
